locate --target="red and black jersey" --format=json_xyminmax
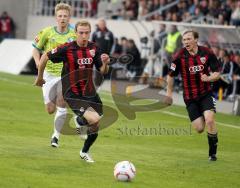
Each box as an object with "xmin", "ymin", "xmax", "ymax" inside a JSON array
[
  {"xmin": 168, "ymin": 45, "xmax": 221, "ymax": 102},
  {"xmin": 47, "ymin": 41, "xmax": 103, "ymax": 96}
]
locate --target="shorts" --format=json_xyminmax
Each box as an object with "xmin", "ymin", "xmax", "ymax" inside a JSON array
[
  {"xmin": 185, "ymin": 93, "xmax": 216, "ymax": 122},
  {"xmin": 64, "ymin": 91, "xmax": 103, "ymax": 117},
  {"xmin": 42, "ymin": 71, "xmax": 62, "ymax": 104}
]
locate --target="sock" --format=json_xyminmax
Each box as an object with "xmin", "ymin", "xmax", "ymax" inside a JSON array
[
  {"xmin": 75, "ymin": 116, "xmax": 89, "ymax": 135},
  {"xmin": 82, "ymin": 133, "xmax": 98, "ymax": 153},
  {"xmin": 207, "ymin": 132, "xmax": 218, "ymax": 156},
  {"xmin": 52, "ymin": 107, "xmax": 67, "ymax": 139},
  {"xmin": 76, "ymin": 116, "xmax": 88, "ymax": 127}
]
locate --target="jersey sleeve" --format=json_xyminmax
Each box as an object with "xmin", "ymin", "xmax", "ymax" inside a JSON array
[
  {"xmin": 94, "ymin": 46, "xmax": 103, "ymax": 71},
  {"xmin": 208, "ymin": 51, "xmax": 222, "ymax": 72},
  {"xmin": 168, "ymin": 53, "xmax": 180, "ymax": 77},
  {"xmin": 32, "ymin": 28, "xmax": 49, "ymax": 52},
  {"xmin": 47, "ymin": 44, "xmax": 67, "ymax": 63}
]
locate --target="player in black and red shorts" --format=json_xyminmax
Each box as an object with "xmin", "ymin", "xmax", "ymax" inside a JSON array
[
  {"xmin": 167, "ymin": 30, "xmax": 221, "ymax": 161},
  {"xmin": 34, "ymin": 20, "xmax": 110, "ymax": 163}
]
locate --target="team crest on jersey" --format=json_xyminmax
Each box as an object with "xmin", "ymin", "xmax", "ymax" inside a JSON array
[
  {"xmin": 170, "ymin": 63, "xmax": 176, "ymax": 71},
  {"xmin": 50, "ymin": 38, "xmax": 56, "ymax": 42},
  {"xmin": 89, "ymin": 49, "xmax": 95, "ymax": 57},
  {"xmin": 200, "ymin": 57, "xmax": 206, "ymax": 64},
  {"xmin": 34, "ymin": 36, "xmax": 39, "ymax": 43},
  {"xmin": 51, "ymin": 48, "xmax": 57, "ymax": 54}
]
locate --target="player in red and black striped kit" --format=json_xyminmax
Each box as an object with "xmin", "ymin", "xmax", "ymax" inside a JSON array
[
  {"xmin": 34, "ymin": 20, "xmax": 110, "ymax": 163},
  {"xmin": 167, "ymin": 30, "xmax": 221, "ymax": 161}
]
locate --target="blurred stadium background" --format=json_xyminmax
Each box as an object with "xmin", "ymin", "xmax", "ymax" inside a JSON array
[{"xmin": 0, "ymin": 0, "xmax": 240, "ymax": 187}]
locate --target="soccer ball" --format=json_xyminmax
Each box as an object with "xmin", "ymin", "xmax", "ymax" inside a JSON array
[{"xmin": 114, "ymin": 161, "xmax": 136, "ymax": 182}]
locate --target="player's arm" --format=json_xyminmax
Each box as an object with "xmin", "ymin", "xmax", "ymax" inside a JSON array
[
  {"xmin": 32, "ymin": 29, "xmax": 48, "ymax": 69},
  {"xmin": 34, "ymin": 45, "xmax": 67, "ymax": 87},
  {"xmin": 166, "ymin": 55, "xmax": 180, "ymax": 98},
  {"xmin": 34, "ymin": 53, "xmax": 49, "ymax": 87},
  {"xmin": 201, "ymin": 72, "xmax": 220, "ymax": 82},
  {"xmin": 32, "ymin": 48, "xmax": 41, "ymax": 69},
  {"xmin": 166, "ymin": 75, "xmax": 174, "ymax": 98},
  {"xmin": 94, "ymin": 46, "xmax": 110, "ymax": 74},
  {"xmin": 201, "ymin": 50, "xmax": 221, "ymax": 82},
  {"xmin": 100, "ymin": 53, "xmax": 110, "ymax": 74}
]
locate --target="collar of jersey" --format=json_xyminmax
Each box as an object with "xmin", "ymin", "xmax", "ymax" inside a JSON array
[
  {"xmin": 74, "ymin": 41, "xmax": 91, "ymax": 49},
  {"xmin": 54, "ymin": 26, "xmax": 69, "ymax": 35}
]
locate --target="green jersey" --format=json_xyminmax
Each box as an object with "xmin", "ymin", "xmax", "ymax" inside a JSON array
[{"xmin": 33, "ymin": 26, "xmax": 76, "ymax": 76}]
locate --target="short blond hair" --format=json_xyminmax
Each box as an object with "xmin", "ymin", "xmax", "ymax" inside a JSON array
[
  {"xmin": 75, "ymin": 20, "xmax": 91, "ymax": 31},
  {"xmin": 55, "ymin": 3, "xmax": 71, "ymax": 15}
]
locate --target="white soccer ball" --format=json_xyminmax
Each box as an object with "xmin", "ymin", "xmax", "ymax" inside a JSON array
[{"xmin": 114, "ymin": 161, "xmax": 136, "ymax": 182}]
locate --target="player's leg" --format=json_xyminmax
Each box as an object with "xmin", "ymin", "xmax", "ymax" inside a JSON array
[
  {"xmin": 51, "ymin": 80, "xmax": 67, "ymax": 147},
  {"xmin": 79, "ymin": 107, "xmax": 101, "ymax": 163},
  {"xmin": 201, "ymin": 94, "xmax": 218, "ymax": 161},
  {"xmin": 42, "ymin": 74, "xmax": 57, "ymax": 114},
  {"xmin": 64, "ymin": 93, "xmax": 102, "ymax": 162},
  {"xmin": 42, "ymin": 73, "xmax": 67, "ymax": 147},
  {"xmin": 45, "ymin": 102, "xmax": 56, "ymax": 114},
  {"xmin": 191, "ymin": 117, "xmax": 205, "ymax": 133},
  {"xmin": 79, "ymin": 96, "xmax": 103, "ymax": 163},
  {"xmin": 186, "ymin": 102, "xmax": 205, "ymax": 133}
]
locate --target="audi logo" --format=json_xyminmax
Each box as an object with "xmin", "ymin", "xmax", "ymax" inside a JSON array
[
  {"xmin": 189, "ymin": 65, "xmax": 204, "ymax": 73},
  {"xmin": 78, "ymin": 58, "xmax": 93, "ymax": 65}
]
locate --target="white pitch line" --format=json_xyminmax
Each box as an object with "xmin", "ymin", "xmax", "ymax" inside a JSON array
[
  {"xmin": 1, "ymin": 76, "xmax": 239, "ymax": 129},
  {"xmin": 102, "ymin": 96, "xmax": 240, "ymax": 130},
  {"xmin": 161, "ymin": 111, "xmax": 240, "ymax": 129},
  {"xmin": 0, "ymin": 77, "xmax": 32, "ymax": 86}
]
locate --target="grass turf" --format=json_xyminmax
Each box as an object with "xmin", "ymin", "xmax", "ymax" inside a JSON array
[{"xmin": 0, "ymin": 72, "xmax": 239, "ymax": 188}]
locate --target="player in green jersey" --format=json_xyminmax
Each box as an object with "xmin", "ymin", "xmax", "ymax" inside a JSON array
[{"xmin": 32, "ymin": 3, "xmax": 76, "ymax": 147}]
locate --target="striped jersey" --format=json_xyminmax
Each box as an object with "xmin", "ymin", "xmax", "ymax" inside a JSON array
[
  {"xmin": 47, "ymin": 41, "xmax": 103, "ymax": 96},
  {"xmin": 168, "ymin": 46, "xmax": 221, "ymax": 102},
  {"xmin": 32, "ymin": 26, "xmax": 76, "ymax": 76}
]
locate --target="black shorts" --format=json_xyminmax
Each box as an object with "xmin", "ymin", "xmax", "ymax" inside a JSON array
[
  {"xmin": 185, "ymin": 93, "xmax": 216, "ymax": 122},
  {"xmin": 64, "ymin": 91, "xmax": 103, "ymax": 117}
]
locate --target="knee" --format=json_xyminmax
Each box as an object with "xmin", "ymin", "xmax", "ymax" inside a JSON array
[
  {"xmin": 205, "ymin": 117, "xmax": 215, "ymax": 127},
  {"xmin": 46, "ymin": 105, "xmax": 56, "ymax": 114},
  {"xmin": 196, "ymin": 127, "xmax": 204, "ymax": 134}
]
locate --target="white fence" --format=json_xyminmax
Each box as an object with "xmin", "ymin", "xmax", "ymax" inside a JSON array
[{"xmin": 29, "ymin": 0, "xmax": 92, "ymax": 17}]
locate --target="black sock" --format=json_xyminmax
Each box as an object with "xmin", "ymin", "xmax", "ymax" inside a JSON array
[
  {"xmin": 207, "ymin": 132, "xmax": 218, "ymax": 156},
  {"xmin": 77, "ymin": 116, "xmax": 88, "ymax": 126},
  {"xmin": 82, "ymin": 133, "xmax": 98, "ymax": 153}
]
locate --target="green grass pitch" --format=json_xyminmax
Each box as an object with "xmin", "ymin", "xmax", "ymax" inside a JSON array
[{"xmin": 0, "ymin": 72, "xmax": 239, "ymax": 188}]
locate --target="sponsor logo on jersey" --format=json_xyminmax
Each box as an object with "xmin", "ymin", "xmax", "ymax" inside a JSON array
[
  {"xmin": 170, "ymin": 63, "xmax": 176, "ymax": 71},
  {"xmin": 189, "ymin": 65, "xmax": 204, "ymax": 73},
  {"xmin": 77, "ymin": 58, "xmax": 93, "ymax": 66}
]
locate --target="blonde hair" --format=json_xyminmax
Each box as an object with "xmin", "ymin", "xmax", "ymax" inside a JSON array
[
  {"xmin": 75, "ymin": 20, "xmax": 91, "ymax": 31},
  {"xmin": 55, "ymin": 2, "xmax": 71, "ymax": 15}
]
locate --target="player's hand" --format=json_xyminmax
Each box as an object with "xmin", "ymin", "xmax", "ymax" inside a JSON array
[
  {"xmin": 34, "ymin": 77, "xmax": 45, "ymax": 87},
  {"xmin": 233, "ymin": 75, "xmax": 240, "ymax": 80},
  {"xmin": 201, "ymin": 74, "xmax": 209, "ymax": 82},
  {"xmin": 164, "ymin": 96, "xmax": 173, "ymax": 105},
  {"xmin": 101, "ymin": 54, "xmax": 110, "ymax": 64}
]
